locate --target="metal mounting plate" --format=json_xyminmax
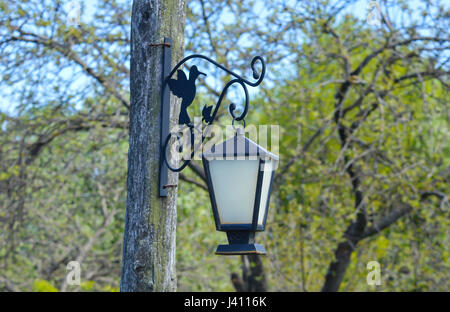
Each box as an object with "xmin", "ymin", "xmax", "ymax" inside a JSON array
[{"xmin": 159, "ymin": 37, "xmax": 172, "ymax": 197}]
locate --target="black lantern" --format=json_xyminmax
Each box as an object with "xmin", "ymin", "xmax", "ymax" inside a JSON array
[
  {"xmin": 202, "ymin": 128, "xmax": 278, "ymax": 255},
  {"xmin": 157, "ymin": 37, "xmax": 273, "ymax": 255}
]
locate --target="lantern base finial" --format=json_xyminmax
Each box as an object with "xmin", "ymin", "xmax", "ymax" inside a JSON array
[{"xmin": 215, "ymin": 243, "xmax": 266, "ymax": 255}]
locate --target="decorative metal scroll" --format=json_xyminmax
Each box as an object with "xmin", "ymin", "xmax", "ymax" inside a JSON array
[{"xmin": 162, "ymin": 53, "xmax": 266, "ymax": 173}]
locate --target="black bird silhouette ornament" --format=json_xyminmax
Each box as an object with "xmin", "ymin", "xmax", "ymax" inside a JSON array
[
  {"xmin": 168, "ymin": 65, "xmax": 206, "ymax": 126},
  {"xmin": 201, "ymin": 105, "xmax": 214, "ymax": 123}
]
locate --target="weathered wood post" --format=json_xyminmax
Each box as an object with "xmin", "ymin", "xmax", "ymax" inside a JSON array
[{"xmin": 121, "ymin": 0, "xmax": 185, "ymax": 292}]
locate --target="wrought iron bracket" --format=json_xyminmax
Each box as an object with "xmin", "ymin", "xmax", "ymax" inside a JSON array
[{"xmin": 158, "ymin": 37, "xmax": 266, "ymax": 197}]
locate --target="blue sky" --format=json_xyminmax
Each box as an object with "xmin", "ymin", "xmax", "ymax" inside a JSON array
[{"xmin": 0, "ymin": 0, "xmax": 446, "ymax": 115}]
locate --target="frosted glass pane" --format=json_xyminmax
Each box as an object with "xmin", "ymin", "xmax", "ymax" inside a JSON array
[
  {"xmin": 258, "ymin": 161, "xmax": 273, "ymax": 225},
  {"xmin": 209, "ymin": 159, "xmax": 259, "ymax": 224}
]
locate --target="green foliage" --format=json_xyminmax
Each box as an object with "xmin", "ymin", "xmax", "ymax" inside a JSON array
[
  {"xmin": 0, "ymin": 0, "xmax": 448, "ymax": 292},
  {"xmin": 32, "ymin": 279, "xmax": 58, "ymax": 292}
]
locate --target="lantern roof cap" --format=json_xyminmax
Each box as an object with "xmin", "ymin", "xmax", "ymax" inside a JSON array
[{"xmin": 202, "ymin": 128, "xmax": 279, "ymax": 161}]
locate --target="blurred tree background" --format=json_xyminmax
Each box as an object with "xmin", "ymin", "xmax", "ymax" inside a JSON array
[{"xmin": 0, "ymin": 0, "xmax": 448, "ymax": 291}]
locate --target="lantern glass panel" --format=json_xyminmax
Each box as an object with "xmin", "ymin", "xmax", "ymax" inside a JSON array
[
  {"xmin": 257, "ymin": 160, "xmax": 274, "ymax": 226},
  {"xmin": 208, "ymin": 159, "xmax": 259, "ymax": 224}
]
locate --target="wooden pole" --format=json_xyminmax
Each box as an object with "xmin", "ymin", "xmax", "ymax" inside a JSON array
[{"xmin": 121, "ymin": 0, "xmax": 185, "ymax": 292}]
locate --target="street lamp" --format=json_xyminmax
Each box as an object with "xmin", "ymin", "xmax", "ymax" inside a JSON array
[
  {"xmin": 202, "ymin": 128, "xmax": 278, "ymax": 255},
  {"xmin": 158, "ymin": 37, "xmax": 277, "ymax": 254}
]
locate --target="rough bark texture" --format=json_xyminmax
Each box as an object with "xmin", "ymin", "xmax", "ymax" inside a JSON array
[{"xmin": 121, "ymin": 0, "xmax": 185, "ymax": 292}]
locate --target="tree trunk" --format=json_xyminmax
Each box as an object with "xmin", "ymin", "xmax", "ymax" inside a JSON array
[
  {"xmin": 121, "ymin": 0, "xmax": 185, "ymax": 292},
  {"xmin": 231, "ymin": 255, "xmax": 267, "ymax": 292}
]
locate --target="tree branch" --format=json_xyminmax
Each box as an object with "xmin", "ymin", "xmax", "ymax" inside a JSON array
[
  {"xmin": 360, "ymin": 202, "xmax": 412, "ymax": 239},
  {"xmin": 179, "ymin": 173, "xmax": 207, "ymax": 191},
  {"xmin": 7, "ymin": 29, "xmax": 130, "ymax": 110}
]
